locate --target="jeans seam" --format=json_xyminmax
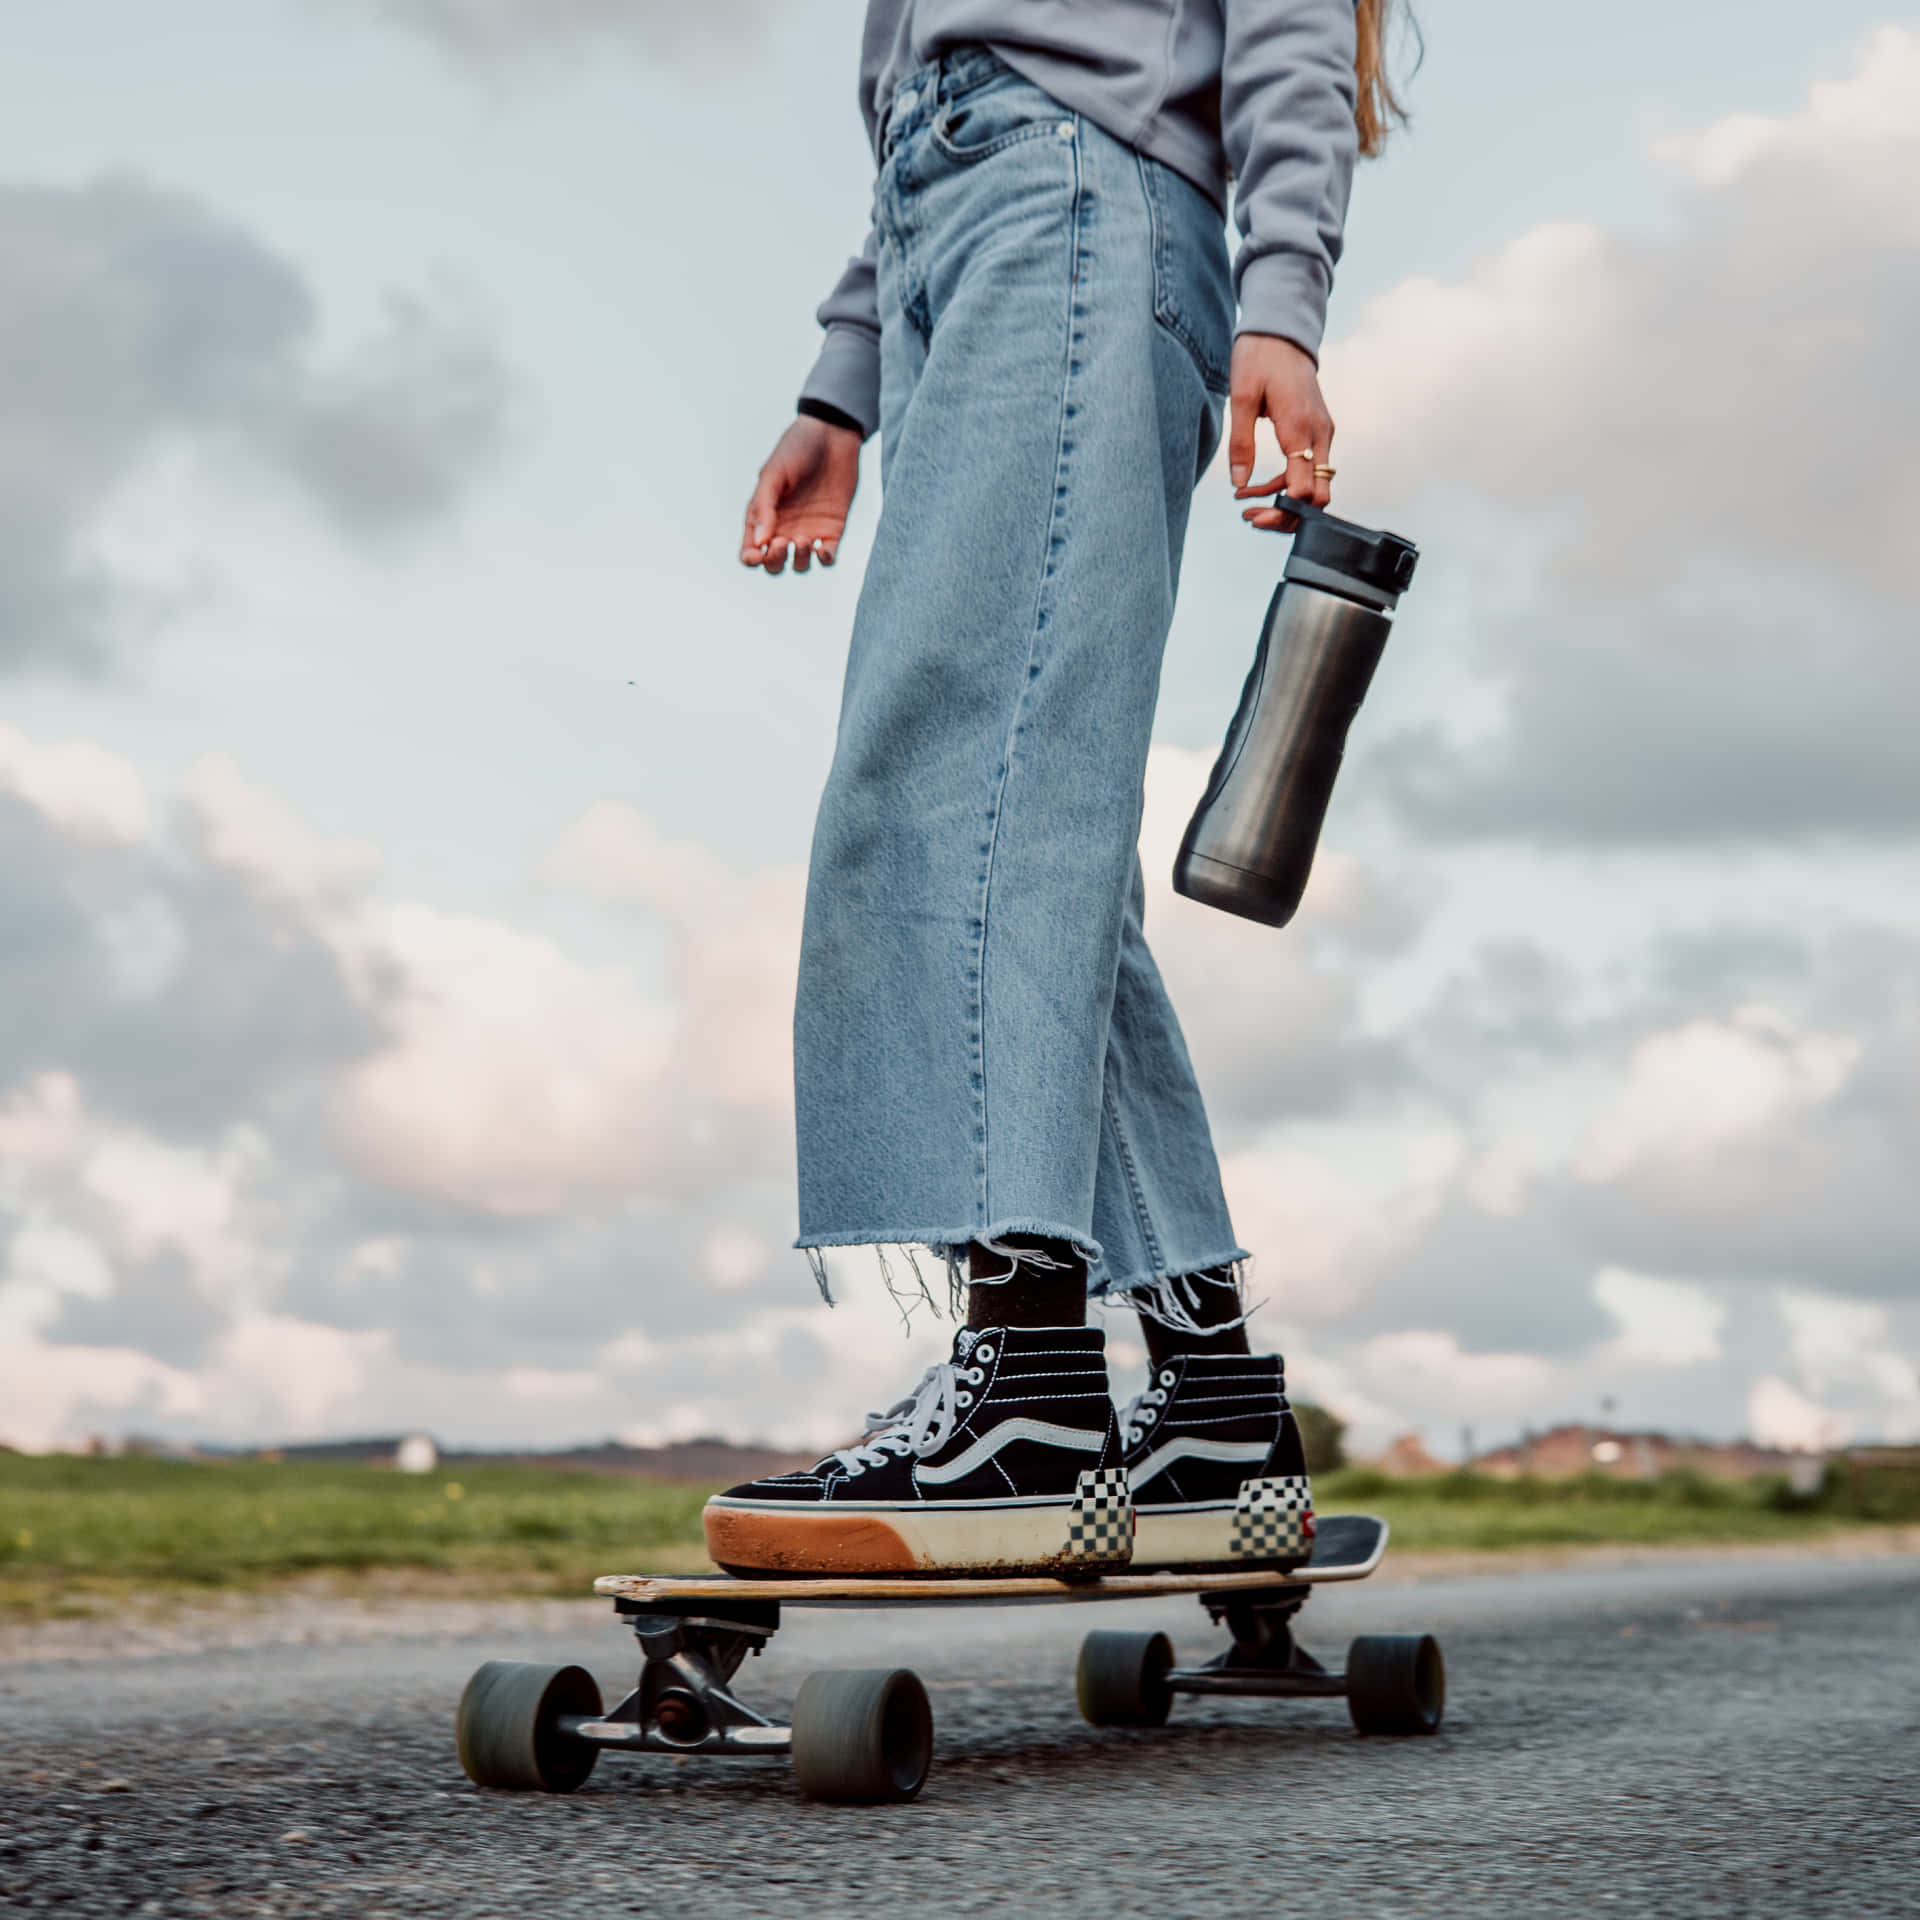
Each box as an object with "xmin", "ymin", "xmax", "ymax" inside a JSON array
[
  {"xmin": 1103, "ymin": 1076, "xmax": 1166, "ymax": 1275},
  {"xmin": 968, "ymin": 120, "xmax": 1086, "ymax": 1230}
]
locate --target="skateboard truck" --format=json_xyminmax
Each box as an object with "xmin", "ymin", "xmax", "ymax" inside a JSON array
[
  {"xmin": 1078, "ymin": 1586, "xmax": 1442, "ymax": 1732},
  {"xmin": 1169, "ymin": 1583, "xmax": 1346, "ymax": 1699},
  {"xmin": 455, "ymin": 1512, "xmax": 1441, "ymax": 1804},
  {"xmin": 565, "ymin": 1601, "xmax": 791, "ymax": 1757}
]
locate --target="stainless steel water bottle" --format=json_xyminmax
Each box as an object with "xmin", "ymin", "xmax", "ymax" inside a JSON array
[{"xmin": 1173, "ymin": 499, "xmax": 1418, "ymax": 927}]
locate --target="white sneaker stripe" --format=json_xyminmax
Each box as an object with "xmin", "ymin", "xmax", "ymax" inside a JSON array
[
  {"xmin": 914, "ymin": 1418, "xmax": 1108, "ymax": 1485},
  {"xmin": 1127, "ymin": 1435, "xmax": 1271, "ymax": 1491}
]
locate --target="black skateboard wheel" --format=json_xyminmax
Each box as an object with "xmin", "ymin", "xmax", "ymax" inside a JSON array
[
  {"xmin": 456, "ymin": 1659, "xmax": 603, "ymax": 1792},
  {"xmin": 790, "ymin": 1668, "xmax": 934, "ymax": 1803},
  {"xmin": 1076, "ymin": 1629, "xmax": 1174, "ymax": 1728},
  {"xmin": 1344, "ymin": 1633, "xmax": 1445, "ymax": 1736}
]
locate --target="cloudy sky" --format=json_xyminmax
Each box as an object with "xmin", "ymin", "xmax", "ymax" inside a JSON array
[{"xmin": 2, "ymin": 0, "xmax": 1917, "ymax": 1460}]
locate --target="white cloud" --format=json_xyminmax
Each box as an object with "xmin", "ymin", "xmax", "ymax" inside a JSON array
[
  {"xmin": 1222, "ymin": 1131, "xmax": 1461, "ymax": 1325},
  {"xmin": 214, "ymin": 1314, "xmax": 391, "ymax": 1436},
  {"xmin": 1463, "ymin": 1135, "xmax": 1546, "ymax": 1219},
  {"xmin": 332, "ymin": 899, "xmax": 676, "ymax": 1217},
  {"xmin": 0, "ymin": 1337, "xmax": 205, "ymax": 1452},
  {"xmin": 1654, "ymin": 26, "xmax": 1920, "ymax": 204},
  {"xmin": 1350, "ymin": 1328, "xmax": 1559, "ymax": 1422},
  {"xmin": 0, "ymin": 1218, "xmax": 114, "ymax": 1339},
  {"xmin": 0, "ymin": 174, "xmax": 505, "ymax": 672},
  {"xmin": 1574, "ymin": 1005, "xmax": 1858, "ymax": 1189},
  {"xmin": 1326, "ymin": 25, "xmax": 1920, "ymax": 841},
  {"xmin": 1776, "ymin": 1288, "xmax": 1920, "ymax": 1436},
  {"xmin": 700, "ymin": 1224, "xmax": 774, "ymax": 1293},
  {"xmin": 0, "ymin": 1071, "xmax": 279, "ymax": 1313},
  {"xmin": 0, "ymin": 722, "xmax": 150, "ymax": 845},
  {"xmin": 1332, "ymin": 25, "xmax": 1920, "ymax": 592},
  {"xmin": 1747, "ymin": 1375, "xmax": 1853, "ymax": 1454},
  {"xmin": 541, "ymin": 800, "xmax": 805, "ymax": 1117},
  {"xmin": 182, "ymin": 753, "xmax": 382, "ymax": 920},
  {"xmin": 175, "ymin": 761, "xmax": 807, "ymax": 1219},
  {"xmin": 1593, "ymin": 1266, "xmax": 1725, "ymax": 1370},
  {"xmin": 1133, "ymin": 747, "xmax": 1416, "ymax": 1127}
]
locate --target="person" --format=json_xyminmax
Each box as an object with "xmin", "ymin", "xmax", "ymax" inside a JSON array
[{"xmin": 706, "ymin": 0, "xmax": 1406, "ymax": 1580}]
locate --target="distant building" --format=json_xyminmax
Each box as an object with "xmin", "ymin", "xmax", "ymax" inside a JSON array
[
  {"xmin": 1471, "ymin": 1423, "xmax": 1823, "ymax": 1483},
  {"xmin": 1375, "ymin": 1431, "xmax": 1450, "ymax": 1477}
]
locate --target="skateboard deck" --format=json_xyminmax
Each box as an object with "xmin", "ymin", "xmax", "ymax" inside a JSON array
[{"xmin": 596, "ymin": 1510, "xmax": 1387, "ymax": 1607}]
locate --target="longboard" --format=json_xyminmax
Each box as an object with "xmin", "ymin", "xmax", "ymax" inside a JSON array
[
  {"xmin": 594, "ymin": 1510, "xmax": 1388, "ymax": 1607},
  {"xmin": 456, "ymin": 1514, "xmax": 1443, "ymax": 1803}
]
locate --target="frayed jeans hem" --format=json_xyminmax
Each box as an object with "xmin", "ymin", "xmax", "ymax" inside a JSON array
[
  {"xmin": 1087, "ymin": 1247, "xmax": 1252, "ymax": 1302},
  {"xmin": 795, "ymin": 1220, "xmax": 1109, "ymax": 1309}
]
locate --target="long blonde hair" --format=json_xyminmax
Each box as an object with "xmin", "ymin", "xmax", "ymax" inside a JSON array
[{"xmin": 1354, "ymin": 0, "xmax": 1416, "ymax": 157}]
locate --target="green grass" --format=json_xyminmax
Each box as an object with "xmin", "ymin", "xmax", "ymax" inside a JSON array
[
  {"xmin": 1317, "ymin": 1463, "xmax": 1920, "ymax": 1553},
  {"xmin": 2, "ymin": 1453, "xmax": 1912, "ymax": 1622},
  {"xmin": 0, "ymin": 1453, "xmax": 711, "ymax": 1619}
]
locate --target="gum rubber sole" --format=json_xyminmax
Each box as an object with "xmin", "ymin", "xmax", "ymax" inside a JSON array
[{"xmin": 705, "ymin": 1498, "xmax": 1094, "ymax": 1578}]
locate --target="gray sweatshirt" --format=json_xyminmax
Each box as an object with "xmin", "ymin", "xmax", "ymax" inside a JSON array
[{"xmin": 800, "ymin": 0, "xmax": 1361, "ymax": 438}]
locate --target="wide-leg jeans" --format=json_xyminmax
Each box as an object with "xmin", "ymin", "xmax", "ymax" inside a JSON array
[{"xmin": 795, "ymin": 46, "xmax": 1248, "ymax": 1298}]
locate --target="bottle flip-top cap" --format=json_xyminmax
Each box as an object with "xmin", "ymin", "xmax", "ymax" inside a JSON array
[{"xmin": 1276, "ymin": 498, "xmax": 1419, "ymax": 610}]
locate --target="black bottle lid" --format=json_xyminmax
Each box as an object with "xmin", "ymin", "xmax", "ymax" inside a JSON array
[{"xmin": 1277, "ymin": 499, "xmax": 1419, "ymax": 608}]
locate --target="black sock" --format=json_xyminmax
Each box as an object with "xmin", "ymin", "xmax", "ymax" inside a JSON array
[
  {"xmin": 1137, "ymin": 1266, "xmax": 1250, "ymax": 1369},
  {"xmin": 964, "ymin": 1236, "xmax": 1087, "ymax": 1329}
]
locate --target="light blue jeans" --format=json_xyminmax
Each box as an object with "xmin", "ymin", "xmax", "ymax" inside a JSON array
[{"xmin": 796, "ymin": 46, "xmax": 1248, "ymax": 1300}]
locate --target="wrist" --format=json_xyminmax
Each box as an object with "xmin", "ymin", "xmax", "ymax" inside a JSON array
[{"xmin": 797, "ymin": 396, "xmax": 865, "ymax": 438}]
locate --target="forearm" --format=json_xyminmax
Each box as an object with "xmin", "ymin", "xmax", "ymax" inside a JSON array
[{"xmin": 797, "ymin": 229, "xmax": 882, "ymax": 438}]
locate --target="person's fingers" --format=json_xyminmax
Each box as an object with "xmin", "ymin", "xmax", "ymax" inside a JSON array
[
  {"xmin": 742, "ymin": 468, "xmax": 783, "ymax": 560},
  {"xmin": 791, "ymin": 540, "xmax": 812, "ymax": 574},
  {"xmin": 1283, "ymin": 443, "xmax": 1316, "ymax": 505},
  {"xmin": 1227, "ymin": 374, "xmax": 1261, "ymax": 489},
  {"xmin": 817, "ymin": 537, "xmax": 838, "ymax": 567},
  {"xmin": 763, "ymin": 535, "xmax": 790, "ymax": 575},
  {"xmin": 1310, "ymin": 417, "xmax": 1337, "ymax": 509},
  {"xmin": 1233, "ymin": 469, "xmax": 1291, "ymax": 500},
  {"xmin": 1243, "ymin": 502, "xmax": 1301, "ymax": 533}
]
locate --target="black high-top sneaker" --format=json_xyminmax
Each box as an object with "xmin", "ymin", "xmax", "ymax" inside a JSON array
[
  {"xmin": 704, "ymin": 1326, "xmax": 1132, "ymax": 1578},
  {"xmin": 1120, "ymin": 1352, "xmax": 1314, "ymax": 1571}
]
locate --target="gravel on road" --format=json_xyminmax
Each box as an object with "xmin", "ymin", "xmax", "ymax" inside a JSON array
[{"xmin": 3, "ymin": 1550, "xmax": 1916, "ymax": 1919}]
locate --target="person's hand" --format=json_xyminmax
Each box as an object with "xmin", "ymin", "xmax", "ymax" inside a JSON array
[
  {"xmin": 740, "ymin": 415, "xmax": 862, "ymax": 574},
  {"xmin": 1228, "ymin": 333, "xmax": 1335, "ymax": 533}
]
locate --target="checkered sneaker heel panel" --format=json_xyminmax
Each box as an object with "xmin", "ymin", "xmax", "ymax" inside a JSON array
[
  {"xmin": 1229, "ymin": 1475, "xmax": 1315, "ymax": 1563},
  {"xmin": 1064, "ymin": 1467, "xmax": 1133, "ymax": 1569}
]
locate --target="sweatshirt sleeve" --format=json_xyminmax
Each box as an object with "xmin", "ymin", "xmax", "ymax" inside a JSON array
[
  {"xmin": 1220, "ymin": 0, "xmax": 1361, "ymax": 361},
  {"xmin": 797, "ymin": 229, "xmax": 882, "ymax": 440}
]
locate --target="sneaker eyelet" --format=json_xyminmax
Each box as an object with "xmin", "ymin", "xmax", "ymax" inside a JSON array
[
  {"xmin": 974, "ymin": 1344, "xmax": 995, "ymax": 1364},
  {"xmin": 964, "ymin": 1367, "xmax": 985, "ymax": 1385},
  {"xmin": 955, "ymin": 1390, "xmax": 973, "ymax": 1408},
  {"xmin": 1158, "ymin": 1369, "xmax": 1176, "ymax": 1387},
  {"xmin": 1140, "ymin": 1409, "xmax": 1157, "ymax": 1425}
]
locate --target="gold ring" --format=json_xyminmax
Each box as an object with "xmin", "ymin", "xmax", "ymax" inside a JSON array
[
  {"xmin": 1313, "ymin": 465, "xmax": 1337, "ymax": 478},
  {"xmin": 1288, "ymin": 447, "xmax": 1315, "ymax": 462}
]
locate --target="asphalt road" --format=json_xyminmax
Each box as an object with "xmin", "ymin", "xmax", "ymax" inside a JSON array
[{"xmin": 4, "ymin": 1550, "xmax": 1917, "ymax": 1918}]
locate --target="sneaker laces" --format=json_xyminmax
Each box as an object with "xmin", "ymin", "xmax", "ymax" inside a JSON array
[
  {"xmin": 830, "ymin": 1359, "xmax": 969, "ymax": 1475},
  {"xmin": 1119, "ymin": 1376, "xmax": 1172, "ymax": 1449}
]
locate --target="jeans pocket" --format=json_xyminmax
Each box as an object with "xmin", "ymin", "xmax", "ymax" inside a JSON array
[
  {"xmin": 929, "ymin": 71, "xmax": 1067, "ymax": 165},
  {"xmin": 1140, "ymin": 155, "xmax": 1234, "ymax": 395}
]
